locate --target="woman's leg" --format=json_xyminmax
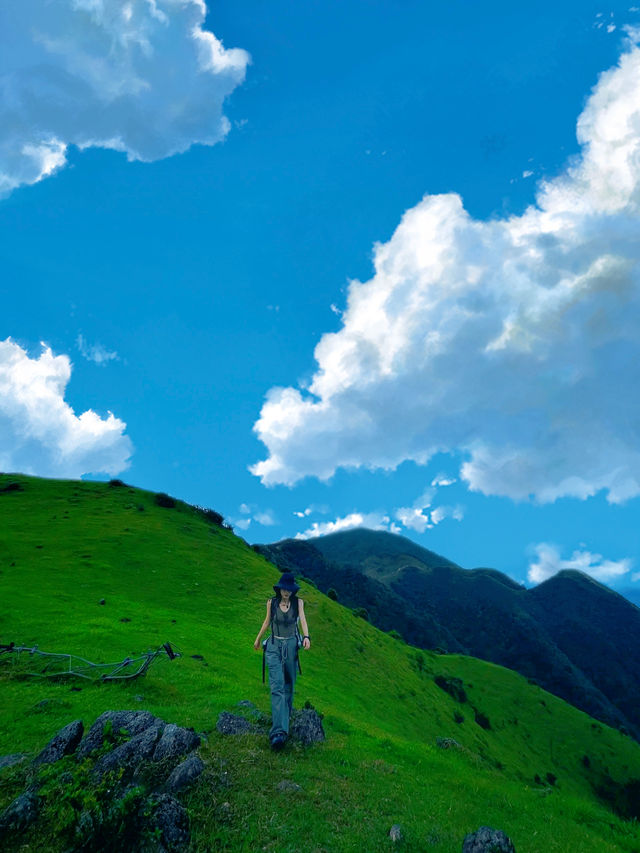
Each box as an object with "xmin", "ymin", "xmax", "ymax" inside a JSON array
[
  {"xmin": 266, "ymin": 641, "xmax": 288, "ymax": 739},
  {"xmin": 282, "ymin": 638, "xmax": 298, "ymax": 718}
]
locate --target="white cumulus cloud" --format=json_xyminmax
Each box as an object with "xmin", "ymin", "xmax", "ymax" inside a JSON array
[
  {"xmin": 0, "ymin": 338, "xmax": 131, "ymax": 477},
  {"xmin": 528, "ymin": 543, "xmax": 633, "ymax": 584},
  {"xmin": 253, "ymin": 36, "xmax": 640, "ymax": 505},
  {"xmin": 296, "ymin": 511, "xmax": 392, "ymax": 540},
  {"xmin": 0, "ymin": 0, "xmax": 249, "ymax": 195}
]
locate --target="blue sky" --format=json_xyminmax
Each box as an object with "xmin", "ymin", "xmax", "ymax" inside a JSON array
[{"xmin": 2, "ymin": 0, "xmax": 640, "ymax": 602}]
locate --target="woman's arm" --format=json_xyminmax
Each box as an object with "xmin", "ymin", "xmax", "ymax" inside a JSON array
[
  {"xmin": 298, "ymin": 599, "xmax": 311, "ymax": 650},
  {"xmin": 253, "ymin": 599, "xmax": 272, "ymax": 649}
]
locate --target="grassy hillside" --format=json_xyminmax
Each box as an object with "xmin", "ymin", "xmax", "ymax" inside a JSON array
[
  {"xmin": 259, "ymin": 530, "xmax": 640, "ymax": 741},
  {"xmin": 1, "ymin": 474, "xmax": 640, "ymax": 851}
]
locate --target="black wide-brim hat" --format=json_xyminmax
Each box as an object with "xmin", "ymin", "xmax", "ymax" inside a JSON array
[{"xmin": 274, "ymin": 572, "xmax": 300, "ymax": 593}]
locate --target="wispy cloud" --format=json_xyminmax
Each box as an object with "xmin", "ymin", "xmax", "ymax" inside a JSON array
[
  {"xmin": 0, "ymin": 0, "xmax": 249, "ymax": 196},
  {"xmin": 253, "ymin": 36, "xmax": 640, "ymax": 506},
  {"xmin": 235, "ymin": 503, "xmax": 277, "ymax": 529},
  {"xmin": 0, "ymin": 337, "xmax": 131, "ymax": 477},
  {"xmin": 77, "ymin": 334, "xmax": 118, "ymax": 366},
  {"xmin": 528, "ymin": 543, "xmax": 633, "ymax": 584},
  {"xmin": 431, "ymin": 473, "xmax": 457, "ymax": 487}
]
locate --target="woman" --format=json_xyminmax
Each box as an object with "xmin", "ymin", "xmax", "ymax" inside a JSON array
[{"xmin": 254, "ymin": 572, "xmax": 311, "ymax": 750}]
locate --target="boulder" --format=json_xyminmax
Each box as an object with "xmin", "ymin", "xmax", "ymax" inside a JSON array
[
  {"xmin": 216, "ymin": 711, "xmax": 258, "ymax": 735},
  {"xmin": 77, "ymin": 710, "xmax": 158, "ymax": 758},
  {"xmin": 148, "ymin": 793, "xmax": 189, "ymax": 851},
  {"xmin": 93, "ymin": 723, "xmax": 163, "ymax": 779},
  {"xmin": 153, "ymin": 723, "xmax": 200, "ymax": 763},
  {"xmin": 0, "ymin": 791, "xmax": 39, "ymax": 836},
  {"xmin": 462, "ymin": 826, "xmax": 516, "ymax": 853},
  {"xmin": 165, "ymin": 754, "xmax": 205, "ymax": 794},
  {"xmin": 289, "ymin": 709, "xmax": 325, "ymax": 746},
  {"xmin": 33, "ymin": 720, "xmax": 84, "ymax": 766},
  {"xmin": 389, "ymin": 824, "xmax": 404, "ymax": 842},
  {"xmin": 436, "ymin": 737, "xmax": 461, "ymax": 750},
  {"xmin": 276, "ymin": 780, "xmax": 302, "ymax": 793}
]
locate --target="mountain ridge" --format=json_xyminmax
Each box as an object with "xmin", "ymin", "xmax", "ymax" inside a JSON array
[{"xmin": 256, "ymin": 527, "xmax": 640, "ymax": 742}]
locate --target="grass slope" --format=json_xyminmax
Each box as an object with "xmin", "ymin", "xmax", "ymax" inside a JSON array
[{"xmin": 1, "ymin": 474, "xmax": 640, "ymax": 852}]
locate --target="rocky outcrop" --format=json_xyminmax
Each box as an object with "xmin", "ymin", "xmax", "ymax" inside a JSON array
[
  {"xmin": 0, "ymin": 792, "xmax": 39, "ymax": 835},
  {"xmin": 216, "ymin": 702, "xmax": 325, "ymax": 747},
  {"xmin": 32, "ymin": 719, "xmax": 84, "ymax": 766},
  {"xmin": 0, "ymin": 710, "xmax": 204, "ymax": 851},
  {"xmin": 77, "ymin": 710, "xmax": 158, "ymax": 759},
  {"xmin": 462, "ymin": 826, "xmax": 516, "ymax": 852}
]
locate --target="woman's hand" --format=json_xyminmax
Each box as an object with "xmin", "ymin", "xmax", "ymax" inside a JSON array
[
  {"xmin": 253, "ymin": 638, "xmax": 262, "ymax": 650},
  {"xmin": 303, "ymin": 637, "xmax": 311, "ymax": 650}
]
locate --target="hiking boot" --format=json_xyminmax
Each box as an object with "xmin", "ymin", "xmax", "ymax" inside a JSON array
[{"xmin": 270, "ymin": 734, "xmax": 286, "ymax": 751}]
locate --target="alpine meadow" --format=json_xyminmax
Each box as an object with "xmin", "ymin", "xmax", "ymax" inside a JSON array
[{"xmin": 1, "ymin": 474, "xmax": 640, "ymax": 851}]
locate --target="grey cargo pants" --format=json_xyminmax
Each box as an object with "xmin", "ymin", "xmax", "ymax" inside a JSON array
[{"xmin": 265, "ymin": 636, "xmax": 298, "ymax": 738}]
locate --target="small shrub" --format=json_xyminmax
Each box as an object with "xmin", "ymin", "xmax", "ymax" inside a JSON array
[
  {"xmin": 582, "ymin": 755, "xmax": 591, "ymax": 768},
  {"xmin": 0, "ymin": 481, "xmax": 23, "ymax": 493},
  {"xmin": 473, "ymin": 707, "xmax": 491, "ymax": 730},
  {"xmin": 387, "ymin": 629, "xmax": 403, "ymax": 642},
  {"xmin": 195, "ymin": 506, "xmax": 224, "ymax": 526},
  {"xmin": 154, "ymin": 492, "xmax": 175, "ymax": 509},
  {"xmin": 434, "ymin": 675, "xmax": 467, "ymax": 703},
  {"xmin": 352, "ymin": 607, "xmax": 369, "ymax": 621},
  {"xmin": 327, "ymin": 587, "xmax": 338, "ymax": 601},
  {"xmin": 546, "ymin": 772, "xmax": 557, "ymax": 786},
  {"xmin": 108, "ymin": 479, "xmax": 126, "ymax": 488},
  {"xmin": 454, "ymin": 711, "xmax": 465, "ymax": 724},
  {"xmin": 413, "ymin": 651, "xmax": 425, "ymax": 672}
]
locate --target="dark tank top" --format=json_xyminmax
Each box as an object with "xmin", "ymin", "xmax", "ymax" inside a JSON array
[{"xmin": 272, "ymin": 599, "xmax": 298, "ymax": 638}]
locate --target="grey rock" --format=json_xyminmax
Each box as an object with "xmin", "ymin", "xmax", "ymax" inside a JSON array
[
  {"xmin": 33, "ymin": 719, "xmax": 84, "ymax": 766},
  {"xmin": 153, "ymin": 723, "xmax": 200, "ymax": 762},
  {"xmin": 436, "ymin": 737, "xmax": 461, "ymax": 750},
  {"xmin": 93, "ymin": 723, "xmax": 163, "ymax": 779},
  {"xmin": 148, "ymin": 793, "xmax": 189, "ymax": 851},
  {"xmin": 0, "ymin": 754, "xmax": 27, "ymax": 772},
  {"xmin": 462, "ymin": 826, "xmax": 516, "ymax": 853},
  {"xmin": 0, "ymin": 791, "xmax": 39, "ymax": 835},
  {"xmin": 277, "ymin": 780, "xmax": 302, "ymax": 792},
  {"xmin": 389, "ymin": 824, "xmax": 404, "ymax": 842},
  {"xmin": 165, "ymin": 754, "xmax": 205, "ymax": 793},
  {"xmin": 216, "ymin": 711, "xmax": 258, "ymax": 735},
  {"xmin": 77, "ymin": 710, "xmax": 158, "ymax": 758},
  {"xmin": 289, "ymin": 709, "xmax": 325, "ymax": 746}
]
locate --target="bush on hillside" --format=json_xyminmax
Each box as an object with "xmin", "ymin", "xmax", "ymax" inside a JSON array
[
  {"xmin": 194, "ymin": 506, "xmax": 224, "ymax": 526},
  {"xmin": 108, "ymin": 479, "xmax": 126, "ymax": 488},
  {"xmin": 473, "ymin": 708, "xmax": 491, "ymax": 730},
  {"xmin": 154, "ymin": 493, "xmax": 176, "ymax": 509},
  {"xmin": 327, "ymin": 588, "xmax": 338, "ymax": 601},
  {"xmin": 434, "ymin": 675, "xmax": 467, "ymax": 704},
  {"xmin": 352, "ymin": 607, "xmax": 369, "ymax": 622}
]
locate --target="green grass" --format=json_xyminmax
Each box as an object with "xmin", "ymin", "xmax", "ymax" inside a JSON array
[{"xmin": 1, "ymin": 474, "xmax": 640, "ymax": 851}]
